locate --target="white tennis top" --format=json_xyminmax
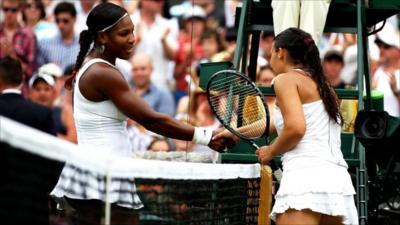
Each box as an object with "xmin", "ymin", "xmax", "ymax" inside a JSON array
[
  {"xmin": 74, "ymin": 58, "xmax": 132, "ymax": 156},
  {"xmin": 271, "ymin": 100, "xmax": 358, "ymax": 225},
  {"xmin": 51, "ymin": 58, "xmax": 142, "ymax": 209},
  {"xmin": 274, "ymin": 100, "xmax": 348, "ymax": 171}
]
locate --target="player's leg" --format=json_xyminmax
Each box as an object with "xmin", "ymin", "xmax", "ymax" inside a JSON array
[
  {"xmin": 276, "ymin": 208, "xmax": 321, "ymax": 225},
  {"xmin": 320, "ymin": 214, "xmax": 344, "ymax": 225},
  {"xmin": 111, "ymin": 204, "xmax": 139, "ymax": 225},
  {"xmin": 65, "ymin": 198, "xmax": 102, "ymax": 225}
]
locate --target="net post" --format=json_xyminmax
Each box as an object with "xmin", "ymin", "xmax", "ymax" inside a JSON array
[
  {"xmin": 104, "ymin": 161, "xmax": 112, "ymax": 225},
  {"xmin": 258, "ymin": 165, "xmax": 272, "ymax": 225}
]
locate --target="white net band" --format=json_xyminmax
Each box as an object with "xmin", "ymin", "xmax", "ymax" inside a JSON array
[{"xmin": 0, "ymin": 116, "xmax": 261, "ymax": 180}]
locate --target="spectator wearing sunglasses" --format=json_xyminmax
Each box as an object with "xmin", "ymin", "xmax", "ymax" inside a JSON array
[
  {"xmin": 0, "ymin": 0, "xmax": 37, "ymax": 97},
  {"xmin": 372, "ymin": 23, "xmax": 400, "ymax": 117},
  {"xmin": 37, "ymin": 2, "xmax": 79, "ymax": 73},
  {"xmin": 21, "ymin": 0, "xmax": 57, "ymax": 41}
]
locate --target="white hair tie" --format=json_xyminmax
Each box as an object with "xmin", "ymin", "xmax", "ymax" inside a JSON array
[{"xmin": 99, "ymin": 13, "xmax": 128, "ymax": 32}]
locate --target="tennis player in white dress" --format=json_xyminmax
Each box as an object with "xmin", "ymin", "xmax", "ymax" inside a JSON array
[
  {"xmin": 51, "ymin": 3, "xmax": 231, "ymax": 224},
  {"xmin": 259, "ymin": 28, "xmax": 359, "ymax": 225},
  {"xmin": 215, "ymin": 28, "xmax": 359, "ymax": 225}
]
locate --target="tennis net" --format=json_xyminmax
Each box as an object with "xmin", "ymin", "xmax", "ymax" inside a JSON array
[{"xmin": 0, "ymin": 116, "xmax": 272, "ymax": 225}]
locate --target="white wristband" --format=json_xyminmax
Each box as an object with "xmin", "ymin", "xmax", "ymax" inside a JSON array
[{"xmin": 192, "ymin": 127, "xmax": 213, "ymax": 146}]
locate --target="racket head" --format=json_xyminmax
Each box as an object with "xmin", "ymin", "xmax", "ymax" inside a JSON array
[{"xmin": 206, "ymin": 70, "xmax": 270, "ymax": 141}]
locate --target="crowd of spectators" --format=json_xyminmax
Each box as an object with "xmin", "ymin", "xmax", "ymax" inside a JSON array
[{"xmin": 1, "ymin": 0, "xmax": 399, "ymax": 156}]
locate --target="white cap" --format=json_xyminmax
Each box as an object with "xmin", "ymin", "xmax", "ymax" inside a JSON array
[
  {"xmin": 29, "ymin": 73, "xmax": 56, "ymax": 88},
  {"xmin": 38, "ymin": 63, "xmax": 63, "ymax": 78},
  {"xmin": 182, "ymin": 5, "xmax": 206, "ymax": 20},
  {"xmin": 375, "ymin": 22, "xmax": 400, "ymax": 49}
]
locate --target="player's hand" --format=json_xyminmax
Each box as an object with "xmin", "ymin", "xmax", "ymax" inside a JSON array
[
  {"xmin": 208, "ymin": 128, "xmax": 238, "ymax": 152},
  {"xmin": 212, "ymin": 128, "xmax": 239, "ymax": 143},
  {"xmin": 255, "ymin": 146, "xmax": 276, "ymax": 165}
]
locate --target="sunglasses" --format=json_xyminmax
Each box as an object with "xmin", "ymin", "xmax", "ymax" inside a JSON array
[
  {"xmin": 2, "ymin": 7, "xmax": 18, "ymax": 13},
  {"xmin": 378, "ymin": 43, "xmax": 393, "ymax": 49},
  {"xmin": 375, "ymin": 39, "xmax": 393, "ymax": 49},
  {"xmin": 25, "ymin": 3, "xmax": 38, "ymax": 9},
  {"xmin": 55, "ymin": 18, "xmax": 70, "ymax": 24}
]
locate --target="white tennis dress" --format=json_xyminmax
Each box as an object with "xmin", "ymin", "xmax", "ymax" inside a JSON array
[
  {"xmin": 270, "ymin": 100, "xmax": 359, "ymax": 225},
  {"xmin": 51, "ymin": 58, "xmax": 142, "ymax": 209}
]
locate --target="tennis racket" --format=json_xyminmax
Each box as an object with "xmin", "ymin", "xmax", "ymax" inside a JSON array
[{"xmin": 206, "ymin": 69, "xmax": 270, "ymax": 150}]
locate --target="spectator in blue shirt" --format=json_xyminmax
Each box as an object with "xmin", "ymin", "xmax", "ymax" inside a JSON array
[
  {"xmin": 130, "ymin": 53, "xmax": 176, "ymax": 117},
  {"xmin": 37, "ymin": 2, "xmax": 79, "ymax": 72}
]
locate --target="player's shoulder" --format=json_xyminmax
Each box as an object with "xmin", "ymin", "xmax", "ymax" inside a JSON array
[
  {"xmin": 85, "ymin": 61, "xmax": 124, "ymax": 83},
  {"xmin": 273, "ymin": 72, "xmax": 298, "ymax": 87},
  {"xmin": 88, "ymin": 61, "xmax": 119, "ymax": 75}
]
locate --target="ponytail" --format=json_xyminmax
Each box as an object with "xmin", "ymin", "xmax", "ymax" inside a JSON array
[
  {"xmin": 304, "ymin": 44, "xmax": 342, "ymax": 124},
  {"xmin": 275, "ymin": 28, "xmax": 342, "ymax": 124},
  {"xmin": 64, "ymin": 30, "xmax": 93, "ymax": 90}
]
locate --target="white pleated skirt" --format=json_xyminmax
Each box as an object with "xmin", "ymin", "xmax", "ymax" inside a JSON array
[
  {"xmin": 51, "ymin": 163, "xmax": 143, "ymax": 209},
  {"xmin": 270, "ymin": 163, "xmax": 359, "ymax": 225}
]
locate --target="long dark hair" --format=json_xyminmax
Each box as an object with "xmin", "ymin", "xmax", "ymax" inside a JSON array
[
  {"xmin": 274, "ymin": 28, "xmax": 341, "ymax": 124},
  {"xmin": 64, "ymin": 3, "xmax": 127, "ymax": 90}
]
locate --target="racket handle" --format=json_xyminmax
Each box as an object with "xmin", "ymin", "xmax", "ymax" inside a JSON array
[
  {"xmin": 251, "ymin": 142, "xmax": 260, "ymax": 149},
  {"xmin": 250, "ymin": 140, "xmax": 281, "ymax": 176}
]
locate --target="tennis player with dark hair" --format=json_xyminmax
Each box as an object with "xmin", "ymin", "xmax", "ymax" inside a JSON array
[
  {"xmin": 262, "ymin": 28, "xmax": 358, "ymax": 225},
  {"xmin": 215, "ymin": 27, "xmax": 358, "ymax": 225},
  {"xmin": 51, "ymin": 3, "xmax": 233, "ymax": 225}
]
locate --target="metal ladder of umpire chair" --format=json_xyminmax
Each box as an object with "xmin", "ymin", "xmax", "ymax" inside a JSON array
[{"xmin": 199, "ymin": 0, "xmax": 400, "ymax": 224}]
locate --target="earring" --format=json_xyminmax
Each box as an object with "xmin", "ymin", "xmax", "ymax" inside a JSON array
[{"xmin": 97, "ymin": 44, "xmax": 105, "ymax": 54}]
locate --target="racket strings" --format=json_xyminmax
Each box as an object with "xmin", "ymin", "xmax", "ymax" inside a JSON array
[
  {"xmin": 210, "ymin": 94, "xmax": 265, "ymax": 122},
  {"xmin": 208, "ymin": 74, "xmax": 267, "ymax": 139}
]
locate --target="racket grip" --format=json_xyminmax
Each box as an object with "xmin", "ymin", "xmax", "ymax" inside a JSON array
[{"xmin": 251, "ymin": 142, "xmax": 260, "ymax": 149}]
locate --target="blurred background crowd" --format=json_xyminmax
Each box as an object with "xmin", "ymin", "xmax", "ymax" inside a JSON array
[{"xmin": 0, "ymin": 0, "xmax": 399, "ymax": 160}]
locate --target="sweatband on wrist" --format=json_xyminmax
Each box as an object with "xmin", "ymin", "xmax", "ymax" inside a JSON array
[{"xmin": 192, "ymin": 127, "xmax": 213, "ymax": 146}]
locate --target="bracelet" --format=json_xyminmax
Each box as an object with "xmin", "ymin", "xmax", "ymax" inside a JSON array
[{"xmin": 192, "ymin": 127, "xmax": 213, "ymax": 146}]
